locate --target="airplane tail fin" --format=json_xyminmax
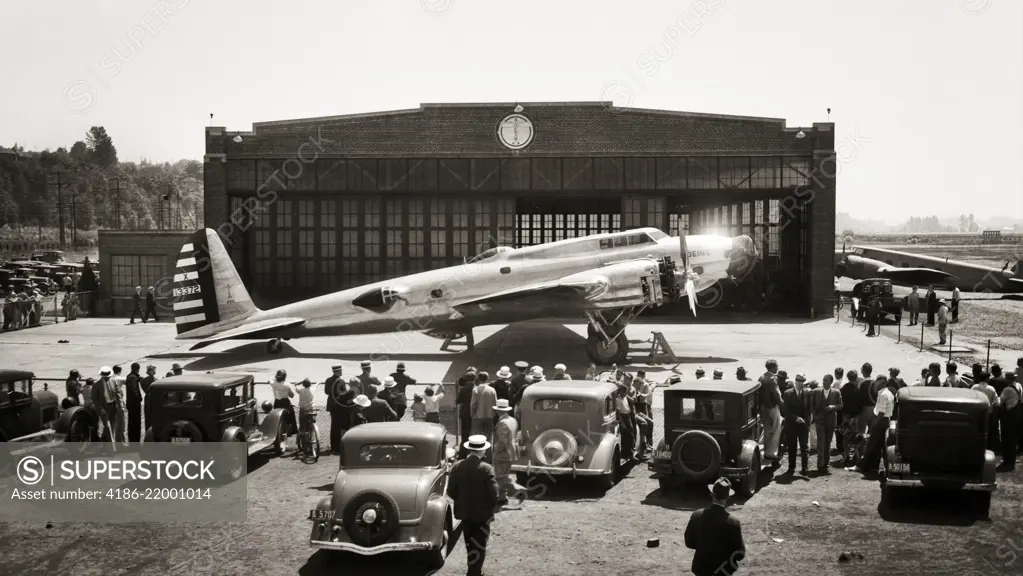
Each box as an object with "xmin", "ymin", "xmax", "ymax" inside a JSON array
[{"xmin": 172, "ymin": 229, "xmax": 259, "ymax": 337}]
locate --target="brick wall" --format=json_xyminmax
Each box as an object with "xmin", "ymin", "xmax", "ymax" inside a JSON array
[
  {"xmin": 808, "ymin": 123, "xmax": 837, "ymax": 318},
  {"xmin": 97, "ymin": 230, "xmax": 192, "ymax": 318}
]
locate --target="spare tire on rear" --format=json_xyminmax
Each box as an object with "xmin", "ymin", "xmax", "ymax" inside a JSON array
[
  {"xmin": 161, "ymin": 420, "xmax": 203, "ymax": 443},
  {"xmin": 671, "ymin": 430, "xmax": 722, "ymax": 483},
  {"xmin": 343, "ymin": 489, "xmax": 401, "ymax": 547},
  {"xmin": 532, "ymin": 429, "xmax": 578, "ymax": 467}
]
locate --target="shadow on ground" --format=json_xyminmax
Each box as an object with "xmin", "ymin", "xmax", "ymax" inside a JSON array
[{"xmin": 878, "ymin": 488, "xmax": 991, "ymax": 527}]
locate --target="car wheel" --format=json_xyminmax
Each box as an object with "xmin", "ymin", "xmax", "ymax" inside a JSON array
[
  {"xmin": 975, "ymin": 492, "xmax": 991, "ymax": 518},
  {"xmin": 67, "ymin": 411, "xmax": 92, "ymax": 448},
  {"xmin": 427, "ymin": 515, "xmax": 451, "ymax": 569},
  {"xmin": 737, "ymin": 449, "xmax": 760, "ymax": 499},
  {"xmin": 671, "ymin": 430, "xmax": 722, "ymax": 483},
  {"xmin": 343, "ymin": 489, "xmax": 401, "ymax": 547},
  {"xmin": 274, "ymin": 419, "xmax": 290, "ymax": 457}
]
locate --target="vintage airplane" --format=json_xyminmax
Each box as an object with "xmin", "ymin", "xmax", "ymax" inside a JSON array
[
  {"xmin": 170, "ymin": 227, "xmax": 761, "ymax": 365},
  {"xmin": 836, "ymin": 244, "xmax": 1023, "ymax": 293}
]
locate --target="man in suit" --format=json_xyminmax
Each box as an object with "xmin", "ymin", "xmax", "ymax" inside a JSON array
[
  {"xmin": 758, "ymin": 360, "xmax": 784, "ymax": 466},
  {"xmin": 782, "ymin": 374, "xmax": 812, "ymax": 475},
  {"xmin": 492, "ymin": 366, "xmax": 512, "ymax": 401},
  {"xmin": 447, "ymin": 435, "xmax": 500, "ymax": 576},
  {"xmin": 129, "ymin": 286, "xmax": 144, "ymax": 324},
  {"xmin": 857, "ymin": 363, "xmax": 877, "ymax": 435},
  {"xmin": 388, "ymin": 362, "xmax": 415, "ymax": 420},
  {"xmin": 812, "ymin": 374, "xmax": 843, "ymax": 473},
  {"xmin": 470, "ymin": 371, "xmax": 498, "ymax": 445},
  {"xmin": 354, "ymin": 360, "xmax": 379, "ymax": 396},
  {"xmin": 456, "ymin": 368, "xmax": 478, "ymax": 459},
  {"xmin": 684, "ymin": 477, "xmax": 746, "ymax": 576},
  {"xmin": 508, "ymin": 361, "xmax": 529, "ymax": 410},
  {"xmin": 125, "ymin": 363, "xmax": 143, "ymax": 443},
  {"xmin": 324, "ymin": 365, "xmax": 346, "ymax": 455},
  {"xmin": 926, "ymin": 286, "xmax": 937, "ymax": 326},
  {"xmin": 847, "ymin": 378, "xmax": 898, "ymax": 477},
  {"xmin": 492, "ymin": 399, "xmax": 526, "ymax": 507},
  {"xmin": 907, "ymin": 286, "xmax": 921, "ymax": 326},
  {"xmin": 362, "ymin": 385, "xmax": 398, "ymax": 423},
  {"xmin": 144, "ymin": 286, "xmax": 159, "ymax": 322}
]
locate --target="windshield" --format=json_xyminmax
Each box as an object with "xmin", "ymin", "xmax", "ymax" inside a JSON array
[
  {"xmin": 647, "ymin": 230, "xmax": 668, "ymax": 241},
  {"xmin": 467, "ymin": 246, "xmax": 510, "ymax": 264}
]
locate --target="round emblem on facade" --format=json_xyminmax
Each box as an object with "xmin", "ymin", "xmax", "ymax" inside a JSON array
[{"xmin": 496, "ymin": 113, "xmax": 534, "ymax": 150}]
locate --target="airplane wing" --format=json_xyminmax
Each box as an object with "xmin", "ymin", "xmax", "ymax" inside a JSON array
[
  {"xmin": 453, "ymin": 277, "xmax": 607, "ymax": 314},
  {"xmin": 186, "ymin": 317, "xmax": 307, "ymax": 350},
  {"xmin": 877, "ymin": 266, "xmax": 955, "ymax": 286}
]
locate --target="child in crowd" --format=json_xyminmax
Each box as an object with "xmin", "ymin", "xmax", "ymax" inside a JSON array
[
  {"xmin": 297, "ymin": 378, "xmax": 315, "ymax": 437},
  {"xmin": 411, "ymin": 394, "xmax": 426, "ymax": 422},
  {"xmin": 424, "ymin": 384, "xmax": 443, "ymax": 423}
]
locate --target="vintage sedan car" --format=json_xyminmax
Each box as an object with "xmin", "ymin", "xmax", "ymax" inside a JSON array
[
  {"xmin": 143, "ymin": 373, "xmax": 295, "ymax": 479},
  {"xmin": 309, "ymin": 422, "xmax": 459, "ymax": 569},
  {"xmin": 649, "ymin": 378, "xmax": 763, "ymax": 498},
  {"xmin": 882, "ymin": 387, "xmax": 996, "ymax": 514},
  {"xmin": 511, "ymin": 379, "xmax": 623, "ymax": 490}
]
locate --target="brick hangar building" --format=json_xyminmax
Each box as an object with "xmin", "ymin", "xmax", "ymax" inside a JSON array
[{"xmin": 99, "ymin": 102, "xmax": 836, "ymax": 317}]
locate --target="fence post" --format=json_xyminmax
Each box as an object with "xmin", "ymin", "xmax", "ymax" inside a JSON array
[
  {"xmin": 986, "ymin": 339, "xmax": 991, "ymax": 371},
  {"xmin": 897, "ymin": 319, "xmax": 901, "ymax": 344},
  {"xmin": 948, "ymin": 330, "xmax": 953, "ymax": 361},
  {"xmin": 919, "ymin": 321, "xmax": 924, "ymax": 351}
]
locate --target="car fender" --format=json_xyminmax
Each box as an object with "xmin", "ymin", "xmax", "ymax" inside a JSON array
[
  {"xmin": 588, "ymin": 432, "xmax": 620, "ymax": 473},
  {"xmin": 982, "ymin": 449, "xmax": 997, "ymax": 485},
  {"xmin": 884, "ymin": 445, "xmax": 897, "ymax": 469},
  {"xmin": 419, "ymin": 495, "xmax": 449, "ymax": 548},
  {"xmin": 144, "ymin": 427, "xmax": 153, "ymax": 443},
  {"xmin": 308, "ymin": 494, "xmax": 334, "ymax": 540},
  {"xmin": 735, "ymin": 439, "xmax": 760, "ymax": 470},
  {"xmin": 329, "ymin": 470, "xmax": 349, "ymax": 510},
  {"xmin": 221, "ymin": 426, "xmax": 245, "ymax": 443},
  {"xmin": 258, "ymin": 409, "xmax": 285, "ymax": 439}
]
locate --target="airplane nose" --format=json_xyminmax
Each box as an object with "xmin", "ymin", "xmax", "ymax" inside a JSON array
[{"xmin": 727, "ymin": 235, "xmax": 759, "ymax": 280}]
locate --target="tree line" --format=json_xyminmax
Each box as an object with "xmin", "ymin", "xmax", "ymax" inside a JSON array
[{"xmin": 0, "ymin": 127, "xmax": 203, "ymax": 236}]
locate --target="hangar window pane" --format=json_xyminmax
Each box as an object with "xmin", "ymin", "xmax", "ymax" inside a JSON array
[
  {"xmin": 647, "ymin": 198, "xmax": 665, "ymax": 231},
  {"xmin": 254, "ymin": 259, "xmax": 271, "ymax": 290},
  {"xmin": 623, "ymin": 198, "xmax": 642, "ymax": 229},
  {"xmin": 688, "ymin": 158, "xmax": 719, "ymax": 189},
  {"xmin": 320, "ymin": 259, "xmax": 337, "ymax": 289},
  {"xmin": 769, "ymin": 199, "xmax": 780, "ymax": 224},
  {"xmin": 321, "ymin": 230, "xmax": 336, "ymax": 258},
  {"xmin": 749, "ymin": 157, "xmax": 779, "ymax": 188},
  {"xmin": 742, "ymin": 202, "xmax": 751, "ymax": 225},
  {"xmin": 226, "ymin": 160, "xmax": 257, "ymax": 191},
  {"xmin": 453, "ymin": 229, "xmax": 470, "ymax": 257},
  {"xmin": 431, "ymin": 199, "xmax": 446, "ymax": 228},
  {"xmin": 754, "ymin": 201, "xmax": 764, "ymax": 224},
  {"xmin": 409, "ymin": 200, "xmax": 424, "ymax": 259},
  {"xmin": 365, "ymin": 260, "xmax": 381, "ymax": 284},
  {"xmin": 110, "ymin": 255, "xmax": 135, "ymax": 297},
  {"xmin": 781, "ymin": 158, "xmax": 810, "ymax": 187},
  {"xmin": 299, "ymin": 201, "xmax": 315, "ymax": 229},
  {"xmin": 719, "ymin": 157, "xmax": 750, "ymax": 188},
  {"xmin": 365, "ymin": 198, "xmax": 381, "ymax": 229},
  {"xmin": 613, "ymin": 214, "xmax": 621, "ymax": 231},
  {"xmin": 340, "ymin": 200, "xmax": 359, "ymax": 228},
  {"xmin": 321, "ymin": 200, "xmax": 336, "ymax": 228},
  {"xmin": 257, "ymin": 160, "xmax": 285, "ymax": 191},
  {"xmin": 276, "ymin": 200, "xmax": 293, "ymax": 229},
  {"xmin": 386, "ymin": 200, "xmax": 403, "ymax": 228},
  {"xmin": 254, "ymin": 230, "xmax": 271, "ymax": 259},
  {"xmin": 669, "ymin": 213, "xmax": 691, "ymax": 237},
  {"xmin": 317, "ymin": 159, "xmax": 346, "ymax": 191},
  {"xmin": 282, "ymin": 159, "xmax": 316, "ymax": 191},
  {"xmin": 366, "ymin": 230, "xmax": 380, "ymax": 258},
  {"xmin": 431, "ymin": 230, "xmax": 447, "ymax": 259},
  {"xmin": 387, "ymin": 230, "xmax": 403, "ymax": 258},
  {"xmin": 497, "ymin": 199, "xmax": 515, "ymax": 245},
  {"xmin": 299, "ymin": 230, "xmax": 315, "ymax": 258},
  {"xmin": 278, "ymin": 260, "xmax": 293, "ymax": 287},
  {"xmin": 276, "ymin": 229, "xmax": 292, "ymax": 258},
  {"xmin": 342, "ymin": 230, "xmax": 359, "ymax": 260},
  {"xmin": 341, "ymin": 261, "xmax": 359, "ymax": 289},
  {"xmin": 452, "ymin": 200, "xmax": 468, "ymax": 229},
  {"xmin": 554, "ymin": 215, "xmax": 565, "ymax": 241},
  {"xmin": 452, "ymin": 201, "xmax": 469, "ymax": 257},
  {"xmin": 297, "ymin": 260, "xmax": 315, "ymax": 288},
  {"xmin": 474, "ymin": 200, "xmax": 491, "ymax": 229}
]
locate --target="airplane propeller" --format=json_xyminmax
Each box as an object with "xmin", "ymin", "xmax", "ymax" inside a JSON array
[{"xmin": 679, "ymin": 233, "xmax": 698, "ymax": 317}]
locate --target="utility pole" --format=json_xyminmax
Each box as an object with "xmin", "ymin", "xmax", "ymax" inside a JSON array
[
  {"xmin": 70, "ymin": 187, "xmax": 77, "ymax": 246},
  {"xmin": 51, "ymin": 170, "xmax": 67, "ymax": 249},
  {"xmin": 110, "ymin": 177, "xmax": 121, "ymax": 230}
]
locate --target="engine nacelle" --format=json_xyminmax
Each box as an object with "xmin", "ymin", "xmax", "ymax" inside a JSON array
[{"xmin": 567, "ymin": 257, "xmax": 674, "ymax": 310}]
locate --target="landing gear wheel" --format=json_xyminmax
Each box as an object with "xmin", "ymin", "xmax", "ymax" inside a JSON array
[
  {"xmin": 586, "ymin": 332, "xmax": 629, "ymax": 365},
  {"xmin": 266, "ymin": 339, "xmax": 282, "ymax": 354}
]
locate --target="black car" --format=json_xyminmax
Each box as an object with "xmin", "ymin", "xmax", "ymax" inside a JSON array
[
  {"xmin": 882, "ymin": 387, "xmax": 996, "ymax": 515},
  {"xmin": 649, "ymin": 378, "xmax": 764, "ymax": 498}
]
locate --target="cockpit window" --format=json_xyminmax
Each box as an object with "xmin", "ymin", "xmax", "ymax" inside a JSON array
[
  {"xmin": 467, "ymin": 247, "xmax": 511, "ymax": 264},
  {"xmin": 628, "ymin": 233, "xmax": 654, "ymax": 246},
  {"xmin": 647, "ymin": 230, "xmax": 668, "ymax": 241},
  {"xmin": 600, "ymin": 233, "xmax": 656, "ymax": 249}
]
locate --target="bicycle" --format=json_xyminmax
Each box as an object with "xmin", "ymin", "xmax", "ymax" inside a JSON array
[{"xmin": 296, "ymin": 409, "xmax": 321, "ymax": 463}]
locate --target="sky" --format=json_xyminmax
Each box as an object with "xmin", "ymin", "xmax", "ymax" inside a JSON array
[{"xmin": 0, "ymin": 0, "xmax": 1020, "ymax": 223}]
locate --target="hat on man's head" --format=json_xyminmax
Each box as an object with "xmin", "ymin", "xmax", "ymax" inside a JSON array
[
  {"xmin": 668, "ymin": 375, "xmax": 682, "ymax": 384},
  {"xmin": 736, "ymin": 367, "xmax": 747, "ymax": 376},
  {"xmin": 777, "ymin": 370, "xmax": 788, "ymax": 378},
  {"xmin": 172, "ymin": 363, "xmax": 182, "ymax": 370},
  {"xmin": 383, "ymin": 377, "xmax": 396, "ymax": 388},
  {"xmin": 331, "ymin": 364, "xmax": 343, "ymax": 371},
  {"xmin": 494, "ymin": 399, "xmax": 512, "ymax": 412},
  {"xmin": 99, "ymin": 366, "xmax": 111, "ymax": 375},
  {"xmin": 360, "ymin": 361, "xmax": 371, "ymax": 368},
  {"xmin": 353, "ymin": 394, "xmax": 371, "ymax": 408},
  {"xmin": 514, "ymin": 361, "xmax": 529, "ymax": 370},
  {"xmin": 396, "ymin": 362, "xmax": 406, "ymax": 371},
  {"xmin": 695, "ymin": 367, "xmax": 705, "ymax": 376},
  {"xmin": 711, "ymin": 477, "xmax": 731, "ymax": 500},
  {"xmin": 529, "ymin": 366, "xmax": 544, "ymax": 381},
  {"xmin": 146, "ymin": 364, "xmax": 156, "ymax": 373},
  {"xmin": 713, "ymin": 368, "xmax": 723, "ymax": 377},
  {"xmin": 464, "ymin": 434, "xmax": 491, "ymax": 452},
  {"xmin": 554, "ymin": 363, "xmax": 567, "ymax": 371},
  {"xmin": 795, "ymin": 374, "xmax": 806, "ymax": 382},
  {"xmin": 496, "ymin": 366, "xmax": 512, "ymax": 379}
]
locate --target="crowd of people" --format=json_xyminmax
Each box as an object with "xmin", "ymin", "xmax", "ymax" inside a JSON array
[
  {"xmin": 0, "ymin": 288, "xmax": 48, "ymax": 331},
  {"xmin": 61, "ymin": 362, "xmax": 184, "ymax": 449},
  {"xmin": 841, "ymin": 278, "xmax": 961, "ymax": 346}
]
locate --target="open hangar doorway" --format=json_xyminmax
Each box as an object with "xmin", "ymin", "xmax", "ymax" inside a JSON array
[{"xmin": 663, "ymin": 191, "xmax": 811, "ymax": 315}]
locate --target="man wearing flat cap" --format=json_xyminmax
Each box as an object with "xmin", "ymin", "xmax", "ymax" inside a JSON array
[
  {"xmin": 389, "ymin": 362, "xmax": 415, "ymax": 420},
  {"xmin": 355, "ymin": 360, "xmax": 379, "ymax": 395},
  {"xmin": 325, "ymin": 365, "xmax": 347, "ymax": 454},
  {"xmin": 684, "ymin": 477, "xmax": 745, "ymax": 576},
  {"xmin": 508, "ymin": 361, "xmax": 530, "ymax": 411}
]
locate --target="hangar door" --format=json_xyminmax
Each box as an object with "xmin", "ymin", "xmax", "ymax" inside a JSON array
[{"xmin": 515, "ymin": 196, "xmax": 622, "ymax": 246}]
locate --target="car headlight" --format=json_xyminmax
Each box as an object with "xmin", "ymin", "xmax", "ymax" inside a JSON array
[{"xmin": 362, "ymin": 509, "xmax": 377, "ymax": 524}]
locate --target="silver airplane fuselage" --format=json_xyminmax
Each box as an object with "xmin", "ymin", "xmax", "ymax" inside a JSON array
[{"xmin": 181, "ymin": 229, "xmax": 754, "ymax": 342}]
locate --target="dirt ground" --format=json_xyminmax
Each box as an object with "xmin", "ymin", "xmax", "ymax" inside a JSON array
[{"xmin": 1, "ymin": 425, "xmax": 1021, "ymax": 576}]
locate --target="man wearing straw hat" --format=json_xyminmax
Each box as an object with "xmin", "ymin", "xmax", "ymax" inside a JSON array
[
  {"xmin": 447, "ymin": 435, "xmax": 500, "ymax": 576},
  {"xmin": 493, "ymin": 398, "xmax": 527, "ymax": 508},
  {"xmin": 936, "ymin": 298, "xmax": 950, "ymax": 345},
  {"xmin": 492, "ymin": 366, "xmax": 512, "ymax": 400}
]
